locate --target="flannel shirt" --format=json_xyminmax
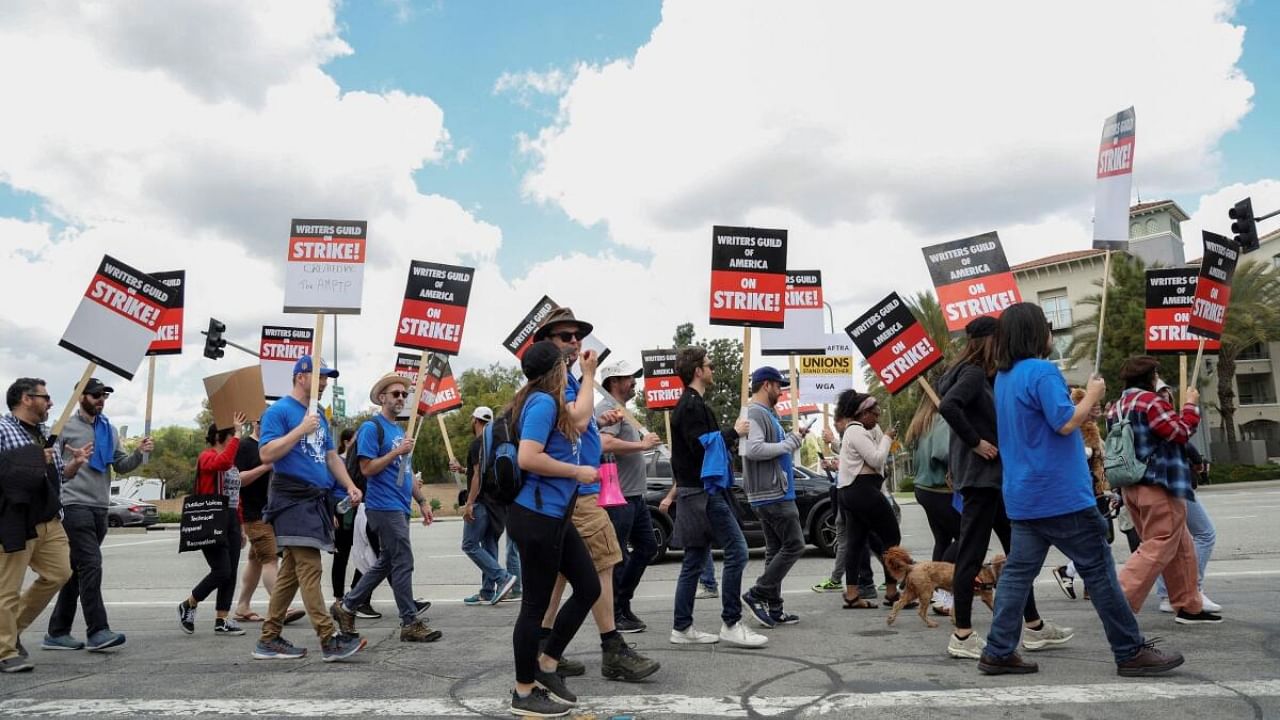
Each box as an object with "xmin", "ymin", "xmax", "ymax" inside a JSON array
[
  {"xmin": 0, "ymin": 414, "xmax": 65, "ymax": 478},
  {"xmin": 1107, "ymin": 389, "xmax": 1200, "ymax": 500}
]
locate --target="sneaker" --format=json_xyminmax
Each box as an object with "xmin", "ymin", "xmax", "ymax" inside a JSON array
[
  {"xmin": 501, "ymin": 590, "xmax": 522, "ymax": 603},
  {"xmin": 534, "ymin": 667, "xmax": 577, "ymax": 705},
  {"xmin": 812, "ymin": 578, "xmax": 843, "ymax": 593},
  {"xmin": 770, "ymin": 609, "xmax": 800, "ymax": 625},
  {"xmin": 1175, "ymin": 609, "xmax": 1223, "ymax": 625},
  {"xmin": 947, "ymin": 632, "xmax": 986, "ymax": 659},
  {"xmin": 212, "ymin": 619, "xmax": 244, "ymax": 637},
  {"xmin": 741, "ymin": 590, "xmax": 776, "ymax": 628},
  {"xmin": 977, "ymin": 651, "xmax": 1039, "ymax": 675},
  {"xmin": 86, "ymin": 629, "xmax": 127, "ymax": 651},
  {"xmin": 463, "ymin": 593, "xmax": 489, "ymax": 606},
  {"xmin": 330, "ymin": 600, "xmax": 358, "ymax": 636},
  {"xmin": 509, "ymin": 687, "xmax": 572, "ymax": 718},
  {"xmin": 177, "ymin": 600, "xmax": 196, "ymax": 634},
  {"xmin": 539, "ymin": 639, "xmax": 585, "ymax": 677},
  {"xmin": 492, "ymin": 574, "xmax": 519, "ymax": 606},
  {"xmin": 414, "ymin": 599, "xmax": 432, "ymax": 620},
  {"xmin": 719, "ymin": 621, "xmax": 768, "ymax": 648},
  {"xmin": 321, "ymin": 632, "xmax": 366, "ymax": 662},
  {"xmin": 400, "ymin": 621, "xmax": 443, "ymax": 643},
  {"xmin": 42, "ymin": 634, "xmax": 85, "ymax": 651},
  {"xmin": 252, "ymin": 636, "xmax": 307, "ymax": 660},
  {"xmin": 670, "ymin": 627, "xmax": 719, "ymax": 644},
  {"xmin": 1159, "ymin": 598, "xmax": 1174, "ymax": 613},
  {"xmin": 1051, "ymin": 566, "xmax": 1077, "ymax": 600},
  {"xmin": 616, "ymin": 615, "xmax": 647, "ymax": 634},
  {"xmin": 601, "ymin": 635, "xmax": 661, "ymax": 681},
  {"xmin": 1117, "ymin": 640, "xmax": 1185, "ymax": 677},
  {"xmin": 1200, "ymin": 594, "xmax": 1222, "ymax": 612},
  {"xmin": 930, "ymin": 589, "xmax": 953, "ymax": 616},
  {"xmin": 0, "ymin": 656, "xmax": 33, "ymax": 673},
  {"xmin": 354, "ymin": 603, "xmax": 382, "ymax": 619},
  {"xmin": 1022, "ymin": 620, "xmax": 1074, "ymax": 650},
  {"xmin": 695, "ymin": 584, "xmax": 718, "ymax": 599}
]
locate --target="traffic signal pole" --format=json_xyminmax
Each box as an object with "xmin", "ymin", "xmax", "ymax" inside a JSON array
[{"xmin": 199, "ymin": 330, "xmax": 259, "ymax": 359}]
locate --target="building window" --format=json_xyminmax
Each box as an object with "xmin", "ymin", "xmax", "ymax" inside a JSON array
[
  {"xmin": 1046, "ymin": 333, "xmax": 1074, "ymax": 367},
  {"xmin": 1273, "ymin": 254, "xmax": 1280, "ymax": 271},
  {"xmin": 1236, "ymin": 373, "xmax": 1276, "ymax": 406},
  {"xmin": 1239, "ymin": 342, "xmax": 1270, "ymax": 361},
  {"xmin": 1039, "ymin": 290, "xmax": 1073, "ymax": 331}
]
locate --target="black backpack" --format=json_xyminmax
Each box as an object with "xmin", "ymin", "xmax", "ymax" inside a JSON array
[
  {"xmin": 344, "ymin": 420, "xmax": 385, "ymax": 494},
  {"xmin": 481, "ymin": 401, "xmax": 559, "ymax": 505}
]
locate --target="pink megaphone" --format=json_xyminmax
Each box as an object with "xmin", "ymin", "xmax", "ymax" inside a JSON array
[{"xmin": 597, "ymin": 457, "xmax": 626, "ymax": 507}]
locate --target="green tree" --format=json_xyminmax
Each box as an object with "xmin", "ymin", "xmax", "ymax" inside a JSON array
[
  {"xmin": 861, "ymin": 290, "xmax": 958, "ymax": 436},
  {"xmin": 633, "ymin": 322, "xmax": 743, "ymax": 438},
  {"xmin": 411, "ymin": 364, "xmax": 524, "ymax": 483},
  {"xmin": 144, "ymin": 425, "xmax": 204, "ymax": 497},
  {"xmin": 1210, "ymin": 260, "xmax": 1280, "ymax": 459}
]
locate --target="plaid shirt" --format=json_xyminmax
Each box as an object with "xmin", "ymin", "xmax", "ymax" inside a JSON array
[
  {"xmin": 1107, "ymin": 389, "xmax": 1200, "ymax": 500},
  {"xmin": 0, "ymin": 414, "xmax": 65, "ymax": 477}
]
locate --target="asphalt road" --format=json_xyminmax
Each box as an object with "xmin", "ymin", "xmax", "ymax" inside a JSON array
[{"xmin": 3, "ymin": 482, "xmax": 1279, "ymax": 719}]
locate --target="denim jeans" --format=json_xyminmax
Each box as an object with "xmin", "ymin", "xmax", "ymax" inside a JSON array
[
  {"xmin": 987, "ymin": 508, "xmax": 1144, "ymax": 664},
  {"xmin": 505, "ymin": 534, "xmax": 522, "ymax": 593},
  {"xmin": 607, "ymin": 495, "xmax": 658, "ymax": 614},
  {"xmin": 1157, "ymin": 497, "xmax": 1215, "ymax": 598},
  {"xmin": 674, "ymin": 491, "xmax": 747, "ymax": 630},
  {"xmin": 750, "ymin": 500, "xmax": 805, "ymax": 607},
  {"xmin": 48, "ymin": 505, "xmax": 110, "ymax": 636},
  {"xmin": 700, "ymin": 556, "xmax": 718, "ymax": 589},
  {"xmin": 344, "ymin": 510, "xmax": 417, "ymax": 625},
  {"xmin": 461, "ymin": 502, "xmax": 512, "ymax": 595}
]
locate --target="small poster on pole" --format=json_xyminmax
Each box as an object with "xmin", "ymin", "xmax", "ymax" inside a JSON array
[
  {"xmin": 641, "ymin": 349, "xmax": 683, "ymax": 410},
  {"xmin": 260, "ymin": 326, "xmax": 314, "ymax": 400},
  {"xmin": 1145, "ymin": 268, "xmax": 1221, "ymax": 354},
  {"xmin": 797, "ymin": 354, "xmax": 854, "ymax": 405},
  {"xmin": 59, "ymin": 255, "xmax": 177, "ymax": 380},
  {"xmin": 1187, "ymin": 231, "xmax": 1241, "ymax": 341},
  {"xmin": 709, "ymin": 225, "xmax": 788, "ymax": 328},
  {"xmin": 1093, "ymin": 107, "xmax": 1137, "ymax": 250},
  {"xmin": 146, "ymin": 270, "xmax": 185, "ymax": 356},
  {"xmin": 761, "ymin": 270, "xmax": 827, "ymax": 355},
  {"xmin": 394, "ymin": 260, "xmax": 475, "ymax": 356},
  {"xmin": 845, "ymin": 292, "xmax": 943, "ymax": 395},
  {"xmin": 283, "ymin": 218, "xmax": 367, "ymax": 314},
  {"xmin": 394, "ymin": 352, "xmax": 463, "ymax": 419},
  {"xmin": 921, "ymin": 232, "xmax": 1021, "ymax": 333}
]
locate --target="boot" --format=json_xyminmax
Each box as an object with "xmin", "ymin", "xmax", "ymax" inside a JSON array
[{"xmin": 601, "ymin": 634, "xmax": 660, "ymax": 682}]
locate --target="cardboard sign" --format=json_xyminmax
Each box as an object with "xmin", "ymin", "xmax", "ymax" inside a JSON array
[
  {"xmin": 1145, "ymin": 268, "xmax": 1221, "ymax": 354},
  {"xmin": 845, "ymin": 292, "xmax": 943, "ymax": 395},
  {"xmin": 761, "ymin": 270, "xmax": 828, "ymax": 355},
  {"xmin": 1093, "ymin": 107, "xmax": 1136, "ymax": 250},
  {"xmin": 146, "ymin": 270, "xmax": 185, "ymax": 356},
  {"xmin": 283, "ymin": 218, "xmax": 367, "ymax": 314},
  {"xmin": 709, "ymin": 225, "xmax": 788, "ymax": 328},
  {"xmin": 203, "ymin": 365, "xmax": 267, "ymax": 430},
  {"xmin": 59, "ymin": 255, "xmax": 176, "ymax": 380},
  {"xmin": 1187, "ymin": 231, "xmax": 1241, "ymax": 341},
  {"xmin": 922, "ymin": 233, "xmax": 1021, "ymax": 332},
  {"xmin": 394, "ymin": 261, "xmax": 474, "ymax": 355},
  {"xmin": 797, "ymin": 354, "xmax": 854, "ymax": 405},
  {"xmin": 394, "ymin": 353, "xmax": 462, "ymax": 418},
  {"xmin": 641, "ymin": 349, "xmax": 683, "ymax": 410},
  {"xmin": 260, "ymin": 326, "xmax": 314, "ymax": 400}
]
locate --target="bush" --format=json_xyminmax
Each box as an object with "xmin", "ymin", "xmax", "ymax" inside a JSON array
[
  {"xmin": 1205, "ymin": 463, "xmax": 1280, "ymax": 485},
  {"xmin": 429, "ymin": 498, "xmax": 442, "ymax": 512},
  {"xmin": 158, "ymin": 511, "xmax": 182, "ymax": 524},
  {"xmin": 896, "ymin": 475, "xmax": 915, "ymax": 493}
]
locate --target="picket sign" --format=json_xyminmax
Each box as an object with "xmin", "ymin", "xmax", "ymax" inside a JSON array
[
  {"xmin": 404, "ymin": 349, "xmax": 431, "ymax": 439},
  {"xmin": 308, "ymin": 313, "xmax": 326, "ymax": 414},
  {"xmin": 51, "ymin": 363, "xmax": 97, "ymax": 440},
  {"xmin": 143, "ymin": 356, "xmax": 156, "ymax": 462},
  {"xmin": 1179, "ymin": 353, "xmax": 1189, "ymax": 408},
  {"xmin": 1190, "ymin": 338, "xmax": 1208, "ymax": 390},
  {"xmin": 741, "ymin": 327, "xmax": 753, "ymax": 409},
  {"xmin": 788, "ymin": 355, "xmax": 800, "ymax": 430},
  {"xmin": 664, "ymin": 412, "xmax": 674, "ymax": 447},
  {"xmin": 1094, "ymin": 249, "xmax": 1113, "ymax": 374},
  {"xmin": 436, "ymin": 414, "xmax": 457, "ymax": 466}
]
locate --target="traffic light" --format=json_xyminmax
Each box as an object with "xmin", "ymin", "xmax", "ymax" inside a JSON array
[
  {"xmin": 203, "ymin": 318, "xmax": 227, "ymax": 360},
  {"xmin": 1229, "ymin": 197, "xmax": 1259, "ymax": 253}
]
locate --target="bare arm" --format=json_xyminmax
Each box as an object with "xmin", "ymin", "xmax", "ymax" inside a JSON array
[
  {"xmin": 326, "ymin": 450, "xmax": 361, "ymax": 500},
  {"xmin": 518, "ymin": 439, "xmax": 596, "ymax": 485}
]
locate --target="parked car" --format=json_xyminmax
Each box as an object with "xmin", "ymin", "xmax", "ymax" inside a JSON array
[
  {"xmin": 640, "ymin": 451, "xmax": 839, "ymax": 563},
  {"xmin": 108, "ymin": 497, "xmax": 159, "ymax": 527}
]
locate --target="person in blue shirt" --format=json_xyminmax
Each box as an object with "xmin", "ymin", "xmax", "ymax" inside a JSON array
[
  {"xmin": 251, "ymin": 356, "xmax": 364, "ymax": 664},
  {"xmin": 331, "ymin": 374, "xmax": 440, "ymax": 644},
  {"xmin": 981, "ymin": 303, "xmax": 1183, "ymax": 679},
  {"xmin": 504, "ymin": 340, "xmax": 602, "ymax": 718}
]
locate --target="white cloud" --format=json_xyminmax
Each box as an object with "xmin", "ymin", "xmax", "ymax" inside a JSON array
[{"xmin": 494, "ymin": 67, "xmax": 574, "ymax": 107}]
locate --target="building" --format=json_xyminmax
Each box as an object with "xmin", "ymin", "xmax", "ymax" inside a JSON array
[{"xmin": 1009, "ymin": 200, "xmax": 1280, "ymax": 462}]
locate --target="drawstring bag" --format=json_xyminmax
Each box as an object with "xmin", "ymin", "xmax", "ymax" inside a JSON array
[{"xmin": 598, "ymin": 453, "xmax": 626, "ymax": 508}]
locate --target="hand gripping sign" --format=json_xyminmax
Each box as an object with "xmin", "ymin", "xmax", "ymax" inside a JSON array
[
  {"xmin": 641, "ymin": 349, "xmax": 683, "ymax": 410},
  {"xmin": 845, "ymin": 292, "xmax": 943, "ymax": 397},
  {"xmin": 260, "ymin": 326, "xmax": 314, "ymax": 400},
  {"xmin": 394, "ymin": 261, "xmax": 474, "ymax": 356},
  {"xmin": 709, "ymin": 225, "xmax": 788, "ymax": 328},
  {"xmin": 1093, "ymin": 107, "xmax": 1136, "ymax": 251},
  {"xmin": 1145, "ymin": 268, "xmax": 1220, "ymax": 354},
  {"xmin": 59, "ymin": 255, "xmax": 176, "ymax": 380},
  {"xmin": 1187, "ymin": 231, "xmax": 1241, "ymax": 342},
  {"xmin": 921, "ymin": 232, "xmax": 1022, "ymax": 333}
]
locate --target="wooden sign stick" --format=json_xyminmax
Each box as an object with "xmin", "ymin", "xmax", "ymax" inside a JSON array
[
  {"xmin": 664, "ymin": 411, "xmax": 674, "ymax": 447},
  {"xmin": 918, "ymin": 377, "xmax": 942, "ymax": 408},
  {"xmin": 143, "ymin": 355, "xmax": 156, "ymax": 461},
  {"xmin": 1093, "ymin": 249, "xmax": 1113, "ymax": 373},
  {"xmin": 1179, "ymin": 353, "xmax": 1188, "ymax": 408},
  {"xmin": 404, "ymin": 349, "xmax": 431, "ymax": 439},
  {"xmin": 436, "ymin": 414, "xmax": 457, "ymax": 466},
  {"xmin": 1189, "ymin": 338, "xmax": 1207, "ymax": 390},
  {"xmin": 51, "ymin": 362, "xmax": 97, "ymax": 440},
  {"xmin": 308, "ymin": 312, "xmax": 326, "ymax": 413},
  {"xmin": 788, "ymin": 354, "xmax": 800, "ymax": 430},
  {"xmin": 740, "ymin": 327, "xmax": 753, "ymax": 410}
]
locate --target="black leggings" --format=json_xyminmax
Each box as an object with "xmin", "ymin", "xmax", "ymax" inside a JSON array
[
  {"xmin": 952, "ymin": 486, "xmax": 1040, "ymax": 629},
  {"xmin": 332, "ymin": 519, "xmax": 354, "ymax": 598},
  {"xmin": 914, "ymin": 487, "xmax": 961, "ymax": 562},
  {"xmin": 507, "ymin": 503, "xmax": 600, "ymax": 685},
  {"xmin": 192, "ymin": 515, "xmax": 242, "ymax": 612},
  {"xmin": 840, "ymin": 475, "xmax": 901, "ymax": 590}
]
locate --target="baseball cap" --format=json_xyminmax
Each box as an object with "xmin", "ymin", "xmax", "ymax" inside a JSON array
[
  {"xmin": 472, "ymin": 406, "xmax": 494, "ymax": 423},
  {"xmin": 83, "ymin": 378, "xmax": 115, "ymax": 395},
  {"xmin": 521, "ymin": 340, "xmax": 563, "ymax": 380},
  {"xmin": 750, "ymin": 366, "xmax": 789, "ymax": 387},
  {"xmin": 599, "ymin": 359, "xmax": 642, "ymax": 381},
  {"xmin": 292, "ymin": 355, "xmax": 339, "ymax": 378}
]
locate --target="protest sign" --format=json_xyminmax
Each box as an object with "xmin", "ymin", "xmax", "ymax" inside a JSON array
[
  {"xmin": 709, "ymin": 225, "xmax": 788, "ymax": 329},
  {"xmin": 394, "ymin": 352, "xmax": 462, "ymax": 419},
  {"xmin": 1188, "ymin": 231, "xmax": 1241, "ymax": 342},
  {"xmin": 394, "ymin": 260, "xmax": 474, "ymax": 356},
  {"xmin": 1145, "ymin": 268, "xmax": 1221, "ymax": 354},
  {"xmin": 798, "ymin": 354, "xmax": 854, "ymax": 405},
  {"xmin": 921, "ymin": 233, "xmax": 1021, "ymax": 333},
  {"xmin": 775, "ymin": 390, "xmax": 818, "ymax": 417},
  {"xmin": 503, "ymin": 296, "xmax": 560, "ymax": 358},
  {"xmin": 761, "ymin": 270, "xmax": 828, "ymax": 355},
  {"xmin": 146, "ymin": 270, "xmax": 185, "ymax": 356},
  {"xmin": 283, "ymin": 219, "xmax": 367, "ymax": 314},
  {"xmin": 203, "ymin": 365, "xmax": 267, "ymax": 430},
  {"xmin": 1093, "ymin": 107, "xmax": 1136, "ymax": 250},
  {"xmin": 641, "ymin": 349, "xmax": 683, "ymax": 410},
  {"xmin": 59, "ymin": 255, "xmax": 176, "ymax": 380},
  {"xmin": 259, "ymin": 326, "xmax": 314, "ymax": 400},
  {"xmin": 845, "ymin": 292, "xmax": 943, "ymax": 397}
]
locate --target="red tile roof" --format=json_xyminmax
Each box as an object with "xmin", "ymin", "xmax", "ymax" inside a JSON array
[{"xmin": 1011, "ymin": 249, "xmax": 1106, "ymax": 273}]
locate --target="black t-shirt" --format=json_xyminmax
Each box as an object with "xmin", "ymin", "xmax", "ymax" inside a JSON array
[
  {"xmin": 458, "ymin": 436, "xmax": 483, "ymax": 507},
  {"xmin": 236, "ymin": 437, "xmax": 271, "ymax": 521}
]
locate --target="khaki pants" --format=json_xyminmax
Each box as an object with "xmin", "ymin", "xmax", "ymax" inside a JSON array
[
  {"xmin": 1118, "ymin": 484, "xmax": 1203, "ymax": 614},
  {"xmin": 260, "ymin": 547, "xmax": 334, "ymax": 642},
  {"xmin": 0, "ymin": 519, "xmax": 72, "ymax": 660}
]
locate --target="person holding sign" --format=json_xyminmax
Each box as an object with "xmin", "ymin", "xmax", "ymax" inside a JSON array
[
  {"xmin": 251, "ymin": 356, "xmax": 365, "ymax": 663},
  {"xmin": 47, "ymin": 379, "xmax": 151, "ymax": 653},
  {"xmin": 981, "ymin": 303, "xmax": 1183, "ymax": 678},
  {"xmin": 0, "ymin": 378, "xmax": 85, "ymax": 673}
]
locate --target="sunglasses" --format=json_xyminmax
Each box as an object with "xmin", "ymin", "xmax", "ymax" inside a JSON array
[
  {"xmin": 552, "ymin": 331, "xmax": 586, "ymax": 342},
  {"xmin": 387, "ymin": 390, "xmax": 410, "ymax": 399},
  {"xmin": 87, "ymin": 392, "xmax": 108, "ymax": 400},
  {"xmin": 26, "ymin": 393, "xmax": 52, "ymax": 402}
]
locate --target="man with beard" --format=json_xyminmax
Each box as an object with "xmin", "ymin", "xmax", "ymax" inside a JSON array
[{"xmin": 46, "ymin": 379, "xmax": 152, "ymax": 653}]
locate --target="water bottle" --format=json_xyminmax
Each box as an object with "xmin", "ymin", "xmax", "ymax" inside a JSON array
[{"xmin": 335, "ymin": 496, "xmax": 352, "ymax": 514}]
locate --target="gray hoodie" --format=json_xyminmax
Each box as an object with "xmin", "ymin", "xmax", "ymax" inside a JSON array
[
  {"xmin": 740, "ymin": 401, "xmax": 803, "ymax": 504},
  {"xmin": 58, "ymin": 411, "xmax": 145, "ymax": 508}
]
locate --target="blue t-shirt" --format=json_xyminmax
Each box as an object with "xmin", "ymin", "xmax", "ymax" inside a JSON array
[
  {"xmin": 514, "ymin": 391, "xmax": 580, "ymax": 519},
  {"xmin": 751, "ymin": 410, "xmax": 796, "ymax": 507},
  {"xmin": 357, "ymin": 414, "xmax": 412, "ymax": 514},
  {"xmin": 994, "ymin": 359, "xmax": 1095, "ymax": 521},
  {"xmin": 566, "ymin": 374, "xmax": 601, "ymax": 494},
  {"xmin": 259, "ymin": 396, "xmax": 334, "ymax": 489}
]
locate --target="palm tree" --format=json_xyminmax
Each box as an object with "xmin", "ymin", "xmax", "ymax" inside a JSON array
[{"xmin": 1210, "ymin": 260, "xmax": 1280, "ymax": 459}]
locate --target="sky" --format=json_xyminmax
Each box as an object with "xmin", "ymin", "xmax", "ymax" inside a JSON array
[{"xmin": 1, "ymin": 0, "xmax": 1278, "ymax": 431}]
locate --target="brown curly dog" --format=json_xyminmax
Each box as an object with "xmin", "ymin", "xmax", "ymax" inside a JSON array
[{"xmin": 883, "ymin": 546, "xmax": 1004, "ymax": 628}]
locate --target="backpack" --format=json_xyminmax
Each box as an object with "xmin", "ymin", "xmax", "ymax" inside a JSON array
[
  {"xmin": 344, "ymin": 420, "xmax": 385, "ymax": 494},
  {"xmin": 1103, "ymin": 393, "xmax": 1149, "ymax": 489},
  {"xmin": 481, "ymin": 399, "xmax": 559, "ymax": 505}
]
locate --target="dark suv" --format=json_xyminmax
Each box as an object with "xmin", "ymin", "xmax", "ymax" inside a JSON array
[{"xmin": 641, "ymin": 451, "xmax": 838, "ymax": 563}]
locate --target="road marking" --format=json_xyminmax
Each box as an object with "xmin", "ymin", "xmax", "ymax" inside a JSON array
[
  {"xmin": 101, "ymin": 538, "xmax": 174, "ymax": 550},
  {"xmin": 1220, "ymin": 515, "xmax": 1257, "ymax": 520},
  {"xmin": 3, "ymin": 680, "xmax": 1280, "ymax": 716}
]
